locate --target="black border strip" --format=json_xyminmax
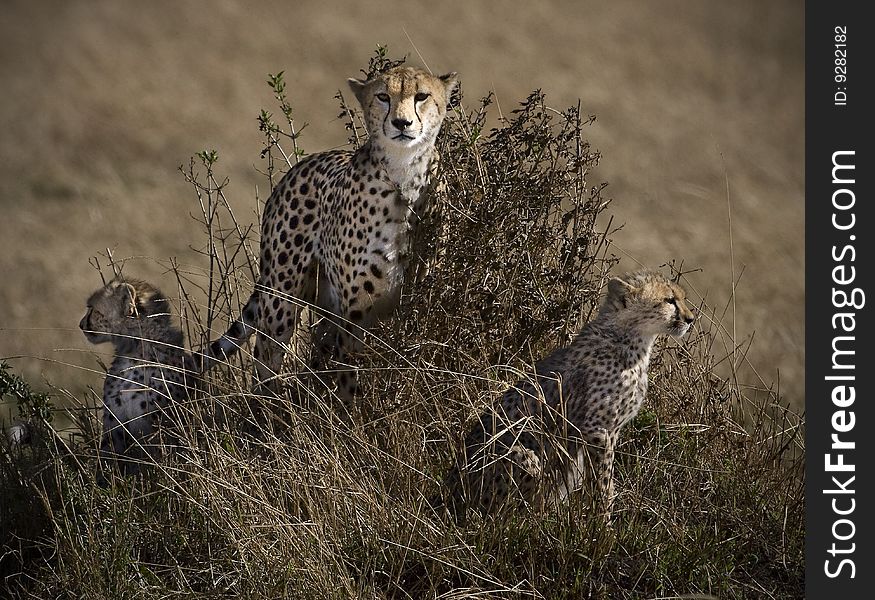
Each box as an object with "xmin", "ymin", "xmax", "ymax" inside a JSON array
[{"xmin": 806, "ymin": 2, "xmax": 872, "ymax": 596}]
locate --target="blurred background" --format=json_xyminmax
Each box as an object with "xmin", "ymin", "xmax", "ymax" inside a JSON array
[{"xmin": 0, "ymin": 0, "xmax": 803, "ymax": 411}]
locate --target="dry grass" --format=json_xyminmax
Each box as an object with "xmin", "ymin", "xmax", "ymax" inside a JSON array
[{"xmin": 1, "ymin": 55, "xmax": 803, "ymax": 598}]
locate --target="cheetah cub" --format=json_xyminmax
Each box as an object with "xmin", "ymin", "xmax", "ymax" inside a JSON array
[
  {"xmin": 444, "ymin": 270, "xmax": 695, "ymax": 520},
  {"xmin": 204, "ymin": 66, "xmax": 458, "ymax": 408},
  {"xmin": 80, "ymin": 278, "xmax": 190, "ymax": 476}
]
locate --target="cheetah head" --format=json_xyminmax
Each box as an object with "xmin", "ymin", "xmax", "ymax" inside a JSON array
[
  {"xmin": 348, "ymin": 66, "xmax": 458, "ymax": 150},
  {"xmin": 605, "ymin": 271, "xmax": 696, "ymax": 338},
  {"xmin": 80, "ymin": 278, "xmax": 170, "ymax": 344}
]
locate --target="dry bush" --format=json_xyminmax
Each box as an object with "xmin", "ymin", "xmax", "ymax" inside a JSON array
[{"xmin": 0, "ymin": 51, "xmax": 803, "ymax": 599}]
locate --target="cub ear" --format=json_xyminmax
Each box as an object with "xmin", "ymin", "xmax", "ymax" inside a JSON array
[
  {"xmin": 347, "ymin": 77, "xmax": 368, "ymax": 105},
  {"xmin": 607, "ymin": 277, "xmax": 635, "ymax": 301},
  {"xmin": 118, "ymin": 283, "xmax": 138, "ymax": 317},
  {"xmin": 439, "ymin": 72, "xmax": 459, "ymax": 97}
]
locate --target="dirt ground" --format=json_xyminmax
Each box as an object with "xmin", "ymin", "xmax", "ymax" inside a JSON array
[{"xmin": 0, "ymin": 1, "xmax": 803, "ymax": 411}]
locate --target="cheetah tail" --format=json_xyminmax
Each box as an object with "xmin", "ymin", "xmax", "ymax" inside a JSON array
[{"xmin": 194, "ymin": 289, "xmax": 260, "ymax": 373}]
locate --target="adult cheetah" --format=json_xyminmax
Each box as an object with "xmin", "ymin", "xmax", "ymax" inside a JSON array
[
  {"xmin": 443, "ymin": 270, "xmax": 695, "ymax": 521},
  {"xmin": 204, "ymin": 66, "xmax": 458, "ymax": 408},
  {"xmin": 80, "ymin": 277, "xmax": 191, "ymax": 476}
]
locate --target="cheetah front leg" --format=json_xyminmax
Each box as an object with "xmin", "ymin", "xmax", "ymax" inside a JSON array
[
  {"xmin": 322, "ymin": 265, "xmax": 395, "ymax": 418},
  {"xmin": 302, "ymin": 318, "xmax": 361, "ymax": 422},
  {"xmin": 303, "ymin": 273, "xmax": 368, "ymax": 418},
  {"xmin": 332, "ymin": 304, "xmax": 376, "ymax": 420},
  {"xmin": 581, "ymin": 427, "xmax": 619, "ymax": 525},
  {"xmin": 307, "ymin": 269, "xmax": 343, "ymax": 375}
]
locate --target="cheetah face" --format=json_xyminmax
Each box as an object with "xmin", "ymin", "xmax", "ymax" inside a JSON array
[
  {"xmin": 661, "ymin": 290, "xmax": 696, "ymax": 338},
  {"xmin": 81, "ymin": 279, "xmax": 158, "ymax": 345},
  {"xmin": 608, "ymin": 273, "xmax": 696, "ymax": 338},
  {"xmin": 80, "ymin": 283, "xmax": 126, "ymax": 344},
  {"xmin": 79, "ymin": 304, "xmax": 115, "ymax": 344},
  {"xmin": 348, "ymin": 66, "xmax": 458, "ymax": 150}
]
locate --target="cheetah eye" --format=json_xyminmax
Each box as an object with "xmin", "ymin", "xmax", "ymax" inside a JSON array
[
  {"xmin": 414, "ymin": 92, "xmax": 430, "ymax": 102},
  {"xmin": 375, "ymin": 92, "xmax": 390, "ymax": 103},
  {"xmin": 664, "ymin": 297, "xmax": 677, "ymax": 305}
]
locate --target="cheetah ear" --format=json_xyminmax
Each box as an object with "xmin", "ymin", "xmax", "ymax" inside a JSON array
[
  {"xmin": 439, "ymin": 72, "xmax": 459, "ymax": 97},
  {"xmin": 119, "ymin": 283, "xmax": 138, "ymax": 317},
  {"xmin": 347, "ymin": 77, "xmax": 368, "ymax": 105},
  {"xmin": 607, "ymin": 277, "xmax": 635, "ymax": 301}
]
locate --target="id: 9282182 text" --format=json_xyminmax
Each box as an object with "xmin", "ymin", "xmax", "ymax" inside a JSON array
[{"xmin": 834, "ymin": 26, "xmax": 847, "ymax": 106}]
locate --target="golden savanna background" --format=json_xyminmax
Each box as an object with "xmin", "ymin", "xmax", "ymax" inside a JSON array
[{"xmin": 0, "ymin": 1, "xmax": 803, "ymax": 412}]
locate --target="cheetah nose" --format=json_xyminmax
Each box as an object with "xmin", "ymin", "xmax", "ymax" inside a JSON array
[
  {"xmin": 391, "ymin": 118, "xmax": 413, "ymax": 131},
  {"xmin": 684, "ymin": 312, "xmax": 695, "ymax": 324}
]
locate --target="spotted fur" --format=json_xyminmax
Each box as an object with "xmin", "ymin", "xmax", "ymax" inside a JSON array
[
  {"xmin": 80, "ymin": 278, "xmax": 190, "ymax": 476},
  {"xmin": 443, "ymin": 270, "xmax": 696, "ymax": 521},
  {"xmin": 204, "ymin": 66, "xmax": 458, "ymax": 409}
]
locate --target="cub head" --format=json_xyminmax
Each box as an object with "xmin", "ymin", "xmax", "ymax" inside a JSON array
[
  {"xmin": 348, "ymin": 66, "xmax": 458, "ymax": 149},
  {"xmin": 79, "ymin": 278, "xmax": 170, "ymax": 345},
  {"xmin": 605, "ymin": 271, "xmax": 696, "ymax": 338}
]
